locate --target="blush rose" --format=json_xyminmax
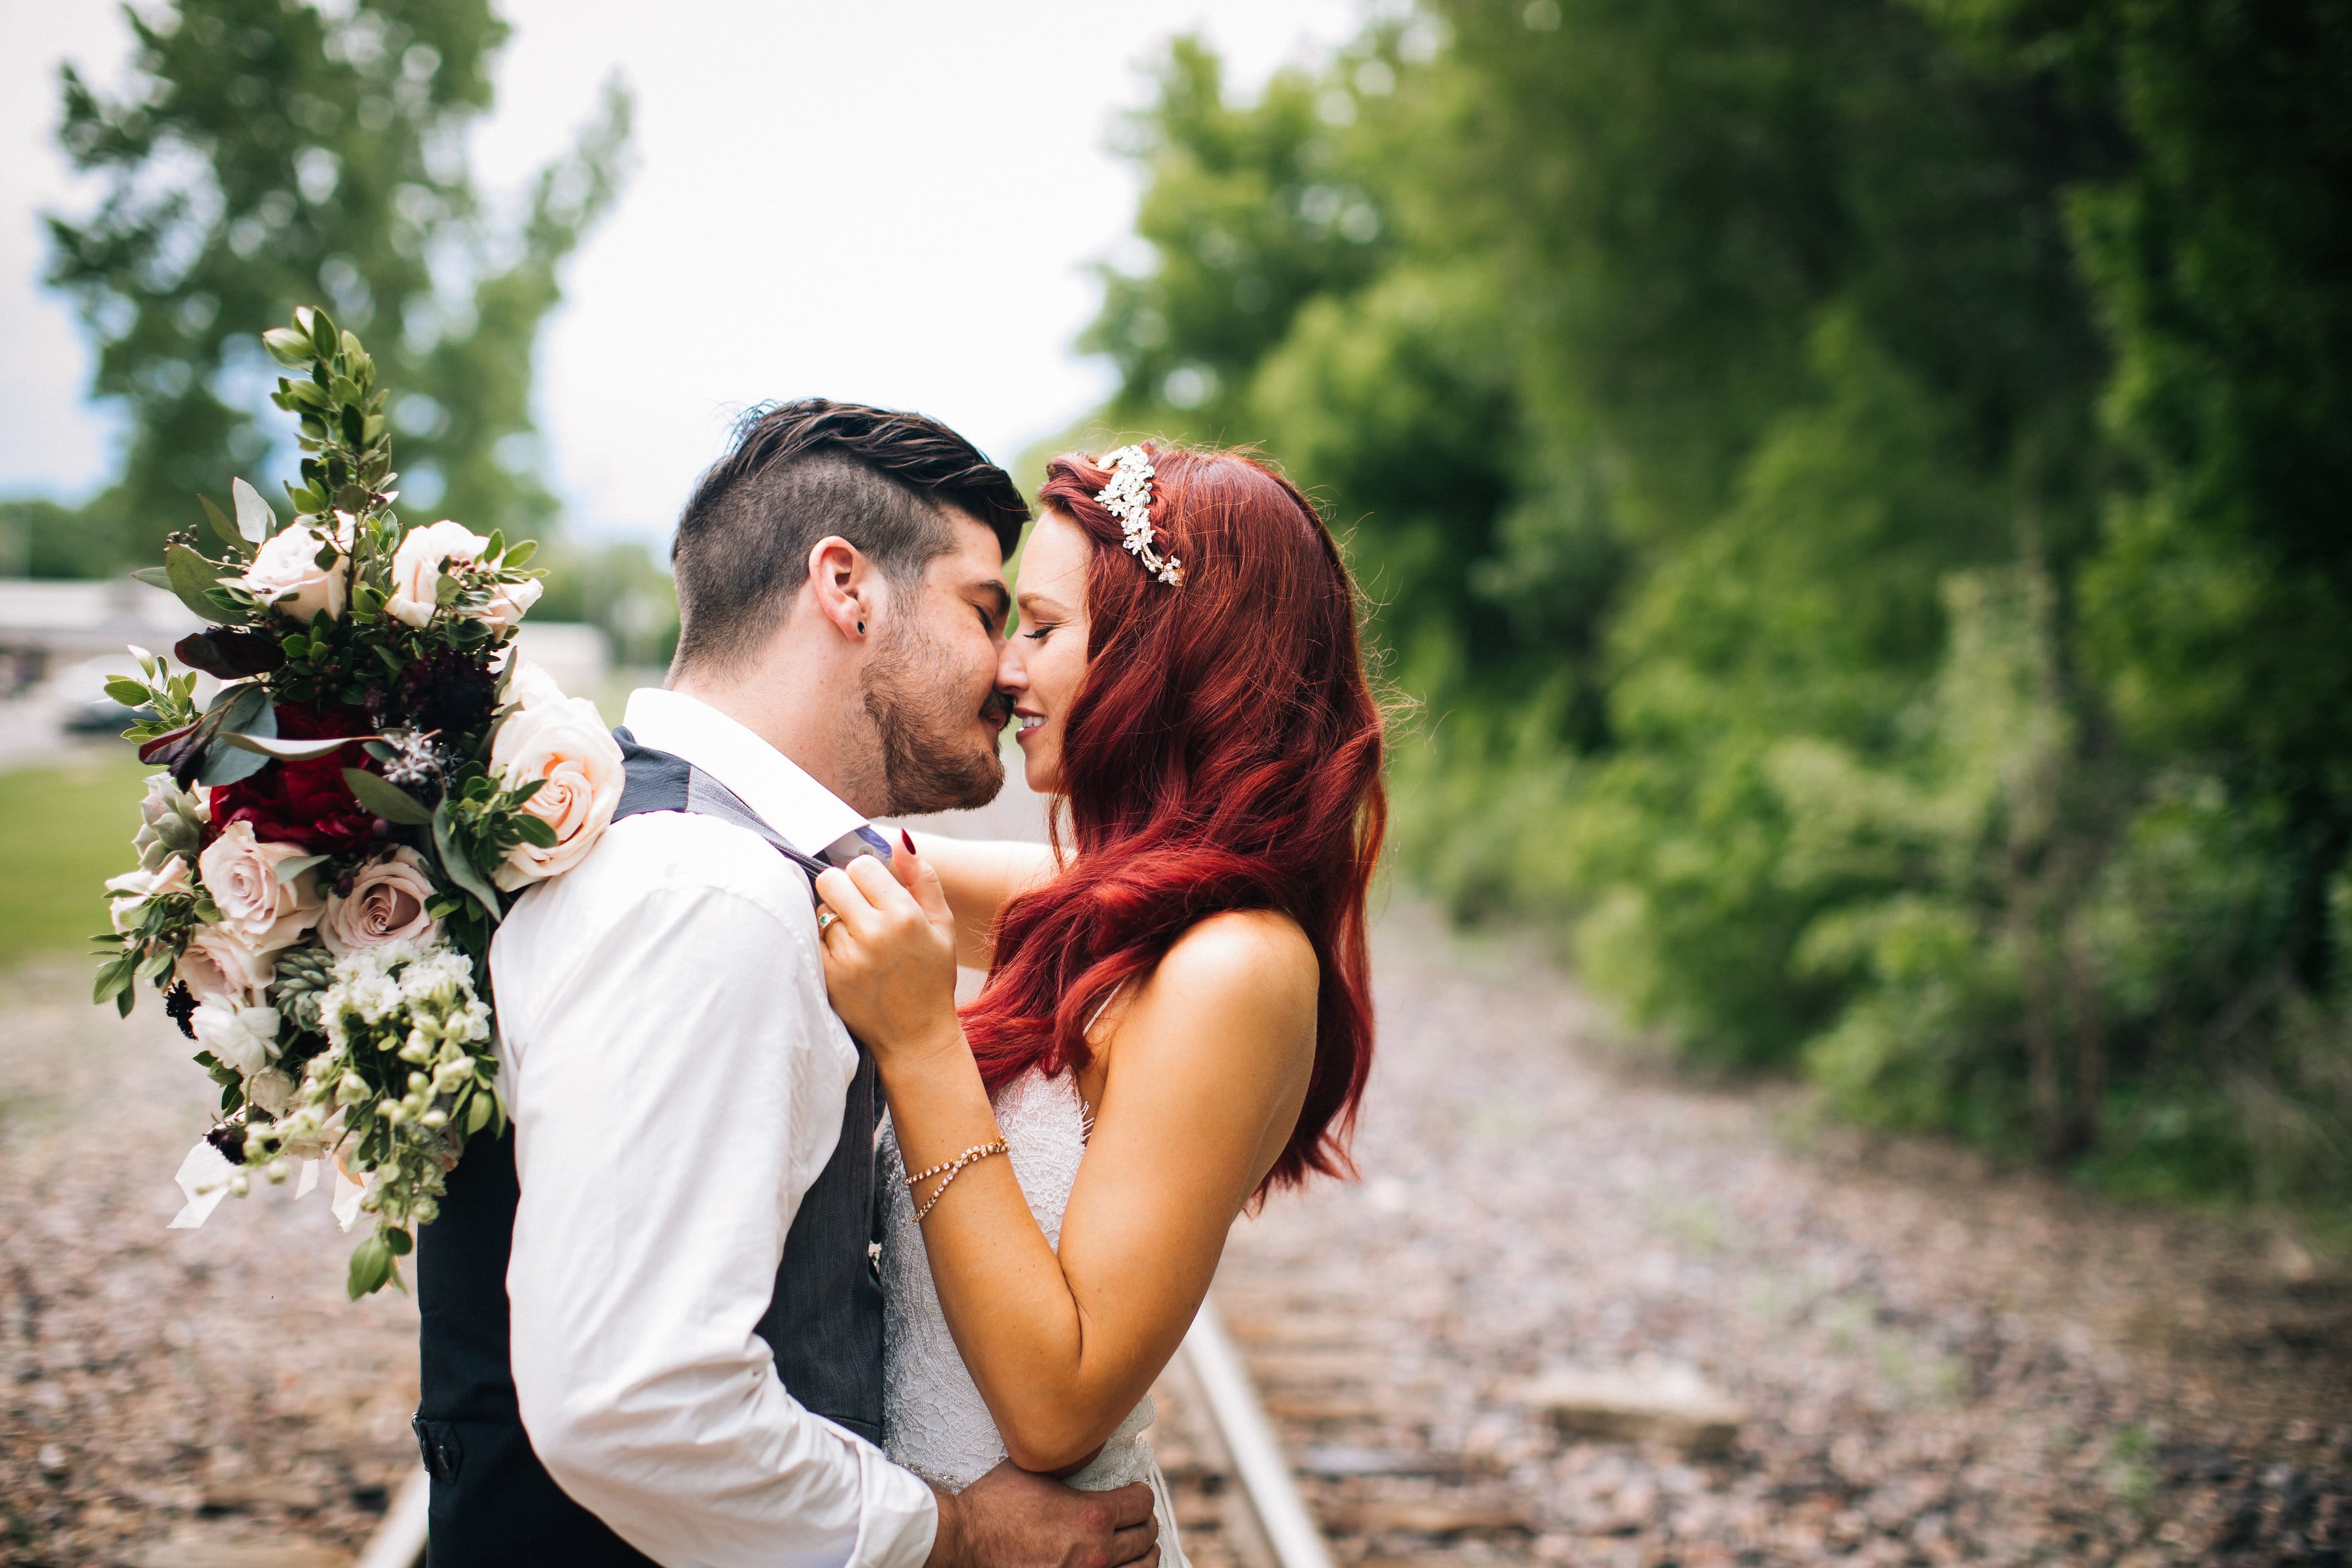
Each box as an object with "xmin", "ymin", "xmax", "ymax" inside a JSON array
[
  {"xmin": 238, "ymin": 517, "xmax": 350, "ymax": 623},
  {"xmin": 176, "ymin": 923, "xmax": 278, "ymax": 1009},
  {"xmin": 387, "ymin": 519, "xmax": 489, "ymax": 629},
  {"xmin": 488, "ymin": 662, "xmax": 625, "ymax": 890},
  {"xmin": 197, "ymin": 819, "xmax": 323, "ymax": 953},
  {"xmin": 319, "ymin": 847, "xmax": 441, "ymax": 955}
]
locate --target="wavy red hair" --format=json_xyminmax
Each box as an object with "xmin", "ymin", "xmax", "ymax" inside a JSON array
[{"xmin": 961, "ymin": 444, "xmax": 1386, "ymax": 1194}]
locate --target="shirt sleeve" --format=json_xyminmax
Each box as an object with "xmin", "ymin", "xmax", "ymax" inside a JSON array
[{"xmin": 498, "ymin": 832, "xmax": 938, "ymax": 1568}]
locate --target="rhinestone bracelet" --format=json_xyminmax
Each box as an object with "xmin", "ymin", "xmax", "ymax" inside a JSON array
[{"xmin": 908, "ymin": 1139, "xmax": 1008, "ymax": 1224}]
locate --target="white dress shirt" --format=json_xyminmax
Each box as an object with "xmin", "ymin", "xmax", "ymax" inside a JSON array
[{"xmin": 491, "ymin": 687, "xmax": 938, "ymax": 1568}]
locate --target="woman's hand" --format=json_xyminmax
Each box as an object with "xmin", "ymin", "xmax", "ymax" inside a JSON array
[{"xmin": 815, "ymin": 837, "xmax": 962, "ymax": 1059}]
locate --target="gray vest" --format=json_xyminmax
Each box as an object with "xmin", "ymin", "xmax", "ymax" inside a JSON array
[{"xmin": 413, "ymin": 732, "xmax": 884, "ymax": 1568}]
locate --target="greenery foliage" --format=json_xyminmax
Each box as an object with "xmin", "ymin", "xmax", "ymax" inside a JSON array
[
  {"xmin": 1087, "ymin": 0, "xmax": 2352, "ymax": 1221},
  {"xmin": 33, "ymin": 0, "xmax": 630, "ymax": 576}
]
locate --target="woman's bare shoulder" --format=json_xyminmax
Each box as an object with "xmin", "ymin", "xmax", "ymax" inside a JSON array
[{"xmin": 1151, "ymin": 909, "xmax": 1318, "ymax": 1022}]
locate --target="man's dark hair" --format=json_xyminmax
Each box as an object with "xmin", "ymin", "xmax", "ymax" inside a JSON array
[{"xmin": 669, "ymin": 399, "xmax": 1029, "ymax": 670}]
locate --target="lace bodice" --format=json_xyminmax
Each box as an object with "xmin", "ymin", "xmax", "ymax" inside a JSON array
[{"xmin": 875, "ymin": 1069, "xmax": 1168, "ymax": 1503}]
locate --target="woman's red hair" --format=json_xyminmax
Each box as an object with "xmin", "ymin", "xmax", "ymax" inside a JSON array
[{"xmin": 961, "ymin": 444, "xmax": 1386, "ymax": 1195}]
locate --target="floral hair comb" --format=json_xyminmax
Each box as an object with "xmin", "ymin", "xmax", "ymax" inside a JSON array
[{"xmin": 1096, "ymin": 446, "xmax": 1183, "ymax": 587}]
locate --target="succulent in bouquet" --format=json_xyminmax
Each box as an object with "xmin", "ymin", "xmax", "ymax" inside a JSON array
[{"xmin": 95, "ymin": 306, "xmax": 623, "ymax": 1297}]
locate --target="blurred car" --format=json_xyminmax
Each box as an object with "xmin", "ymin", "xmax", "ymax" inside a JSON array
[{"xmin": 45, "ymin": 656, "xmax": 154, "ymax": 735}]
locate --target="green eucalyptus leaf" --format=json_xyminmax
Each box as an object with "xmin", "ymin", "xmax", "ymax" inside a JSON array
[
  {"xmin": 271, "ymin": 853, "xmax": 329, "ymax": 886},
  {"xmin": 210, "ymin": 683, "xmax": 275, "ymax": 732},
  {"xmin": 433, "ymin": 800, "xmax": 504, "ymax": 921},
  {"xmin": 131, "ymin": 566, "xmax": 174, "ymax": 591},
  {"xmin": 343, "ymin": 768, "xmax": 435, "ymax": 826},
  {"xmin": 221, "ymin": 732, "xmax": 376, "ymax": 760},
  {"xmin": 230, "ymin": 478, "xmax": 276, "ymax": 542},
  {"xmin": 511, "ymin": 813, "xmax": 559, "ymax": 849},
  {"xmin": 501, "ymin": 539, "xmax": 538, "ymax": 568},
  {"xmin": 196, "ymin": 739, "xmax": 270, "ymax": 787},
  {"xmin": 164, "ymin": 544, "xmax": 235, "ymax": 624},
  {"xmin": 199, "ymin": 495, "xmax": 244, "ymax": 552}
]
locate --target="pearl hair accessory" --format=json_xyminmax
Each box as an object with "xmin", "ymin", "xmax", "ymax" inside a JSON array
[{"xmin": 1096, "ymin": 445, "xmax": 1184, "ymax": 587}]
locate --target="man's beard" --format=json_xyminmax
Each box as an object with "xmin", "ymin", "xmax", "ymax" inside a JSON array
[{"xmin": 859, "ymin": 621, "xmax": 1007, "ymax": 816}]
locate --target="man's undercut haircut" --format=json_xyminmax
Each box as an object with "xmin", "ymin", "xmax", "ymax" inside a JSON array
[{"xmin": 670, "ymin": 399, "xmax": 1029, "ymax": 671}]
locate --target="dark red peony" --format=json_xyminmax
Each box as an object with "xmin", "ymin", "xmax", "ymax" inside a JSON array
[{"xmin": 209, "ymin": 702, "xmax": 378, "ymax": 851}]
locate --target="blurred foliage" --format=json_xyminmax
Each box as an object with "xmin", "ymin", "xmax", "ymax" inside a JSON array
[
  {"xmin": 29, "ymin": 0, "xmax": 630, "ymax": 576},
  {"xmin": 531, "ymin": 537, "xmax": 679, "ymax": 670},
  {"xmin": 1089, "ymin": 0, "xmax": 2352, "ymax": 1222},
  {"xmin": 0, "ymin": 755, "xmax": 157, "ymax": 966}
]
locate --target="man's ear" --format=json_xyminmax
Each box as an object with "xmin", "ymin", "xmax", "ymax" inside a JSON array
[{"xmin": 807, "ymin": 534, "xmax": 878, "ymax": 642}]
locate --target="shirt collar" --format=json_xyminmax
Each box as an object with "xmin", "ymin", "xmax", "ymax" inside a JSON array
[{"xmin": 621, "ymin": 688, "xmax": 870, "ymax": 857}]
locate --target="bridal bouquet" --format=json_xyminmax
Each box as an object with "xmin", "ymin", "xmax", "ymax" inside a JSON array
[{"xmin": 93, "ymin": 306, "xmax": 624, "ymax": 1296}]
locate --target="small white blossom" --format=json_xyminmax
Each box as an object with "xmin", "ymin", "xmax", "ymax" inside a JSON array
[
  {"xmin": 191, "ymin": 1000, "xmax": 282, "ymax": 1075},
  {"xmin": 246, "ymin": 1068, "xmax": 298, "ymax": 1117}
]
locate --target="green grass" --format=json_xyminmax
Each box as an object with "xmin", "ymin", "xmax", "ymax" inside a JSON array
[{"xmin": 0, "ymin": 752, "xmax": 155, "ymax": 968}]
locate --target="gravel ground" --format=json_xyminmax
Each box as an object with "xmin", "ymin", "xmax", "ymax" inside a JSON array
[
  {"xmin": 4, "ymin": 902, "xmax": 2348, "ymax": 1566},
  {"xmin": 1, "ymin": 959, "xmax": 418, "ymax": 1567},
  {"xmin": 1215, "ymin": 906, "xmax": 2351, "ymax": 1566}
]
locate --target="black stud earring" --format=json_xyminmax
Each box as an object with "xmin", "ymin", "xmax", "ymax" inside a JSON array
[{"xmin": 857, "ymin": 621, "xmax": 865, "ymax": 634}]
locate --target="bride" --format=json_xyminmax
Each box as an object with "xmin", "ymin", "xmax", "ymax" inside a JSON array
[{"xmin": 813, "ymin": 443, "xmax": 1387, "ymax": 1564}]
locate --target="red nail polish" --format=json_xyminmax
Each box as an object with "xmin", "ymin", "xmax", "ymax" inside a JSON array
[{"xmin": 900, "ymin": 829, "xmax": 917, "ymax": 856}]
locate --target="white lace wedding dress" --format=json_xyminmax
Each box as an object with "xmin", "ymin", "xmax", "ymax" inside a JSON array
[{"xmin": 875, "ymin": 1068, "xmax": 1188, "ymax": 1567}]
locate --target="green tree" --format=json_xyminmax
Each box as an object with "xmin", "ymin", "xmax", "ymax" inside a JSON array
[
  {"xmin": 41, "ymin": 0, "xmax": 629, "ymax": 574},
  {"xmin": 1081, "ymin": 1, "xmax": 2351, "ymax": 1213},
  {"xmin": 1927, "ymin": 0, "xmax": 2352, "ymax": 990}
]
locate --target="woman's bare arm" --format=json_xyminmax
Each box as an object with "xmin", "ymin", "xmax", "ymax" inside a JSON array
[
  {"xmin": 897, "ymin": 832, "xmax": 1056, "ymax": 970},
  {"xmin": 815, "ymin": 854, "xmax": 1318, "ymax": 1471}
]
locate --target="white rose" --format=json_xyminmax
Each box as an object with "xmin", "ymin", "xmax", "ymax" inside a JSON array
[
  {"xmin": 196, "ymin": 820, "xmax": 323, "ymax": 952},
  {"xmin": 486, "ymin": 665, "xmax": 625, "ymax": 890},
  {"xmin": 245, "ymin": 1068, "xmax": 298, "ymax": 1117},
  {"xmin": 319, "ymin": 847, "xmax": 441, "ymax": 955},
  {"xmin": 387, "ymin": 519, "xmax": 490, "ymax": 629},
  {"xmin": 478, "ymin": 575, "xmax": 544, "ymax": 634},
  {"xmin": 176, "ymin": 923, "xmax": 278, "ymax": 1008},
  {"xmin": 239, "ymin": 521, "xmax": 348, "ymax": 623},
  {"xmin": 192, "ymin": 1000, "xmax": 281, "ymax": 1076},
  {"xmin": 105, "ymin": 855, "xmax": 191, "ymax": 932}
]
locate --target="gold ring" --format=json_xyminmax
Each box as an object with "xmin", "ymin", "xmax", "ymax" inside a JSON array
[{"xmin": 815, "ymin": 909, "xmax": 839, "ymax": 934}]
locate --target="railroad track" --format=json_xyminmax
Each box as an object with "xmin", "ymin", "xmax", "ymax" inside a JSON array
[
  {"xmin": 1154, "ymin": 1292, "xmax": 1539, "ymax": 1568},
  {"xmin": 360, "ymin": 1296, "xmax": 1357, "ymax": 1568}
]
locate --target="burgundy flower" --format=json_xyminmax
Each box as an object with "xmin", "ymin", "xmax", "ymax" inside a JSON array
[
  {"xmin": 209, "ymin": 702, "xmax": 378, "ymax": 851},
  {"xmin": 397, "ymin": 651, "xmax": 498, "ymax": 741}
]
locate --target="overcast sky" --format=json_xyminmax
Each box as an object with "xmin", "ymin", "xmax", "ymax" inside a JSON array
[{"xmin": 0, "ymin": 0, "xmax": 1364, "ymax": 541}]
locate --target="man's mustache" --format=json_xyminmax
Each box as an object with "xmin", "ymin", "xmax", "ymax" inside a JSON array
[{"xmin": 981, "ymin": 691, "xmax": 1014, "ymax": 728}]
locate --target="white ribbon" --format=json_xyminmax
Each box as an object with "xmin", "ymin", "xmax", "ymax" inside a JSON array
[
  {"xmin": 331, "ymin": 1162, "xmax": 373, "ymax": 1233},
  {"xmin": 167, "ymin": 1139, "xmax": 237, "ymax": 1230}
]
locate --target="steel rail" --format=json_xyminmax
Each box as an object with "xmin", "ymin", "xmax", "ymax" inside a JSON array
[
  {"xmin": 1178, "ymin": 1296, "xmax": 1338, "ymax": 1568},
  {"xmin": 355, "ymin": 1465, "xmax": 429, "ymax": 1568},
  {"xmin": 359, "ymin": 1296, "xmax": 1332, "ymax": 1568}
]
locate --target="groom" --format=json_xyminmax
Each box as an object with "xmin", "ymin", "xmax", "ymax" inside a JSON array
[{"xmin": 415, "ymin": 401, "xmax": 1159, "ymax": 1568}]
